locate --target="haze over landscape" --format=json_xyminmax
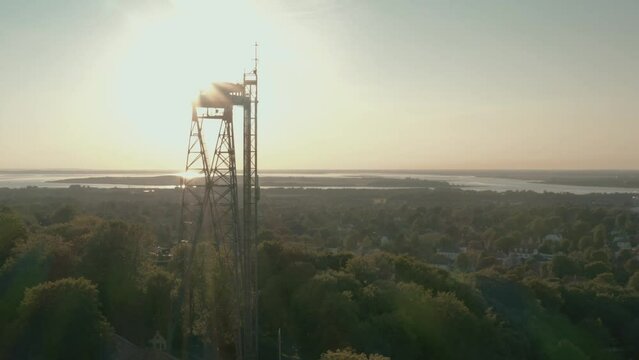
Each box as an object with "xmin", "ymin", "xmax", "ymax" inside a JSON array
[
  {"xmin": 4, "ymin": 2, "xmax": 639, "ymax": 360},
  {"xmin": 1, "ymin": 0, "xmax": 638, "ymax": 170}
]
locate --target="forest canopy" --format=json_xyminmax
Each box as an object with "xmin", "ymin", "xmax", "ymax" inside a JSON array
[{"xmin": 0, "ymin": 187, "xmax": 638, "ymax": 359}]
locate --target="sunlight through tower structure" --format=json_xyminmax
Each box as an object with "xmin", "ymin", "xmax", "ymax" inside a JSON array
[{"xmin": 178, "ymin": 48, "xmax": 259, "ymax": 360}]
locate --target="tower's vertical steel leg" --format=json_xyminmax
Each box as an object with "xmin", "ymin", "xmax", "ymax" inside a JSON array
[
  {"xmin": 242, "ymin": 67, "xmax": 259, "ymax": 359},
  {"xmin": 209, "ymin": 108, "xmax": 243, "ymax": 360},
  {"xmin": 175, "ymin": 107, "xmax": 215, "ymax": 359}
]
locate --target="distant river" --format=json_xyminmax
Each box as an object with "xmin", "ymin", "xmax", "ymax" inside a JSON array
[
  {"xmin": 265, "ymin": 172, "xmax": 639, "ymax": 195},
  {"xmin": 1, "ymin": 170, "xmax": 639, "ymax": 195},
  {"xmin": 0, "ymin": 171, "xmax": 175, "ymax": 189}
]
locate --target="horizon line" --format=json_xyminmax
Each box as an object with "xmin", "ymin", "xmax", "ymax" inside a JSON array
[{"xmin": 3, "ymin": 168, "xmax": 639, "ymax": 173}]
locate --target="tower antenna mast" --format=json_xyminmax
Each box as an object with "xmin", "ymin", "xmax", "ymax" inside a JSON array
[{"xmin": 253, "ymin": 42, "xmax": 258, "ymax": 73}]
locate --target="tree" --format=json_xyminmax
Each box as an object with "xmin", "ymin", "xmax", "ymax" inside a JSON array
[
  {"xmin": 588, "ymin": 249, "xmax": 609, "ymax": 263},
  {"xmin": 584, "ymin": 261, "xmax": 610, "ymax": 279},
  {"xmin": 550, "ymin": 255, "xmax": 580, "ymax": 278},
  {"xmin": 627, "ymin": 272, "xmax": 639, "ymax": 291},
  {"xmin": 346, "ymin": 253, "xmax": 395, "ymax": 284},
  {"xmin": 0, "ymin": 208, "xmax": 26, "ymax": 265},
  {"xmin": 578, "ymin": 236, "xmax": 593, "ymax": 250},
  {"xmin": 624, "ymin": 258, "xmax": 639, "ymax": 275},
  {"xmin": 320, "ymin": 348, "xmax": 390, "ymax": 360},
  {"xmin": 140, "ymin": 267, "xmax": 176, "ymax": 343},
  {"xmin": 523, "ymin": 278, "xmax": 563, "ymax": 311},
  {"xmin": 592, "ymin": 225, "xmax": 607, "ymax": 248},
  {"xmin": 0, "ymin": 234, "xmax": 76, "ymax": 326},
  {"xmin": 477, "ymin": 255, "xmax": 499, "ymax": 270},
  {"xmin": 49, "ymin": 204, "xmax": 76, "ymax": 224},
  {"xmin": 495, "ymin": 235, "xmax": 517, "ymax": 252},
  {"xmin": 547, "ymin": 339, "xmax": 588, "ymax": 360},
  {"xmin": 593, "ymin": 272, "xmax": 616, "ymax": 286},
  {"xmin": 81, "ymin": 221, "xmax": 151, "ymax": 297},
  {"xmin": 80, "ymin": 221, "xmax": 152, "ymax": 338},
  {"xmin": 455, "ymin": 253, "xmax": 472, "ymax": 272},
  {"xmin": 6, "ymin": 278, "xmax": 113, "ymax": 359},
  {"xmin": 292, "ymin": 270, "xmax": 360, "ymax": 359}
]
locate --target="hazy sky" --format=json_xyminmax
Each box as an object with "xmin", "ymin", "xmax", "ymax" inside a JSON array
[{"xmin": 0, "ymin": 0, "xmax": 638, "ymax": 170}]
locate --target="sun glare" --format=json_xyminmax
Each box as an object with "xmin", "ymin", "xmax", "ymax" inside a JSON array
[
  {"xmin": 175, "ymin": 170, "xmax": 202, "ymax": 181},
  {"xmin": 116, "ymin": 0, "xmax": 263, "ymax": 125}
]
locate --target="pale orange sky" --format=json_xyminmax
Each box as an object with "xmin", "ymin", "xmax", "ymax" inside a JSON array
[{"xmin": 0, "ymin": 0, "xmax": 638, "ymax": 170}]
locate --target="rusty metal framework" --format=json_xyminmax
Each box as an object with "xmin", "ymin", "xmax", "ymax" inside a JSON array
[{"xmin": 177, "ymin": 49, "xmax": 259, "ymax": 360}]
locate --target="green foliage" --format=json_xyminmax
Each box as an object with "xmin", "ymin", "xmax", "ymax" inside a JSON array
[
  {"xmin": 495, "ymin": 235, "xmax": 517, "ymax": 252},
  {"xmin": 593, "ymin": 272, "xmax": 617, "ymax": 286},
  {"xmin": 624, "ymin": 258, "xmax": 639, "ymax": 274},
  {"xmin": 546, "ymin": 339, "xmax": 588, "ymax": 360},
  {"xmin": 2, "ymin": 189, "xmax": 639, "ymax": 359},
  {"xmin": 346, "ymin": 252, "xmax": 395, "ymax": 284},
  {"xmin": 578, "ymin": 236, "xmax": 593, "ymax": 250},
  {"xmin": 49, "ymin": 204, "xmax": 76, "ymax": 224},
  {"xmin": 455, "ymin": 252, "xmax": 472, "ymax": 272},
  {"xmin": 559, "ymin": 282, "xmax": 639, "ymax": 356},
  {"xmin": 628, "ymin": 272, "xmax": 639, "ymax": 291},
  {"xmin": 550, "ymin": 255, "xmax": 581, "ymax": 278},
  {"xmin": 259, "ymin": 243, "xmax": 514, "ymax": 359},
  {"xmin": 592, "ymin": 225, "xmax": 607, "ymax": 248},
  {"xmin": 80, "ymin": 221, "xmax": 151, "ymax": 314},
  {"xmin": 140, "ymin": 266, "xmax": 176, "ymax": 342},
  {"xmin": 0, "ymin": 234, "xmax": 76, "ymax": 327},
  {"xmin": 4, "ymin": 277, "xmax": 113, "ymax": 359},
  {"xmin": 584, "ymin": 261, "xmax": 610, "ymax": 278},
  {"xmin": 475, "ymin": 273, "xmax": 615, "ymax": 359},
  {"xmin": 523, "ymin": 278, "xmax": 563, "ymax": 311},
  {"xmin": 0, "ymin": 208, "xmax": 26, "ymax": 265},
  {"xmin": 256, "ymin": 234, "xmax": 639, "ymax": 359},
  {"xmin": 320, "ymin": 348, "xmax": 390, "ymax": 360}
]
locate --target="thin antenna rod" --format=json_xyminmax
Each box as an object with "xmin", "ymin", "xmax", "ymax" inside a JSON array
[{"xmin": 253, "ymin": 42, "xmax": 259, "ymax": 74}]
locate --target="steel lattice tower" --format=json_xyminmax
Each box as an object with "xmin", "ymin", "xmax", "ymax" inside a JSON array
[
  {"xmin": 242, "ymin": 65, "xmax": 259, "ymax": 360},
  {"xmin": 177, "ymin": 51, "xmax": 259, "ymax": 360}
]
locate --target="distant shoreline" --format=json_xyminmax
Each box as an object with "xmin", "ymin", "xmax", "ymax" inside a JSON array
[
  {"xmin": 43, "ymin": 171, "xmax": 639, "ymax": 190},
  {"xmin": 49, "ymin": 175, "xmax": 182, "ymax": 186},
  {"xmin": 47, "ymin": 175, "xmax": 448, "ymax": 188}
]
